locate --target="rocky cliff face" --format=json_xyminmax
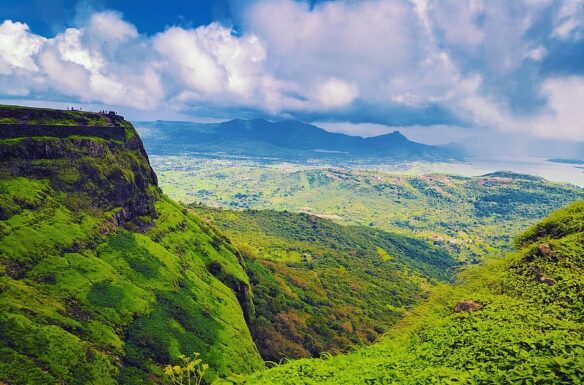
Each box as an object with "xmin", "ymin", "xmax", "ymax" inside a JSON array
[
  {"xmin": 0, "ymin": 106, "xmax": 263, "ymax": 384},
  {"xmin": 0, "ymin": 107, "xmax": 159, "ymax": 223}
]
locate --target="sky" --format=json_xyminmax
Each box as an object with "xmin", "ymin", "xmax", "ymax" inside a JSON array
[{"xmin": 0, "ymin": 0, "xmax": 583, "ymax": 154}]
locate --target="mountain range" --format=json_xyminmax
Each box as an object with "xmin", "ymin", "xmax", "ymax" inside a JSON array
[{"xmin": 136, "ymin": 119, "xmax": 460, "ymax": 161}]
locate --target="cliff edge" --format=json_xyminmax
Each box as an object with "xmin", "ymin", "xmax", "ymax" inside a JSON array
[{"xmin": 0, "ymin": 105, "xmax": 263, "ymax": 385}]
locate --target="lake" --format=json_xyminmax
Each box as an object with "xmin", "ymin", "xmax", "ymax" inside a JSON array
[{"xmin": 369, "ymin": 157, "xmax": 584, "ymax": 187}]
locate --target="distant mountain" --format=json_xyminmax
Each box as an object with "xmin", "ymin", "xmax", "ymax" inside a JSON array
[{"xmin": 135, "ymin": 119, "xmax": 461, "ymax": 161}]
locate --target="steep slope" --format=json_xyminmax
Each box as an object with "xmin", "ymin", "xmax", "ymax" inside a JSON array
[
  {"xmin": 135, "ymin": 119, "xmax": 458, "ymax": 161},
  {"xmin": 230, "ymin": 201, "xmax": 584, "ymax": 384},
  {"xmin": 191, "ymin": 207, "xmax": 456, "ymax": 361},
  {"xmin": 0, "ymin": 106, "xmax": 263, "ymax": 384}
]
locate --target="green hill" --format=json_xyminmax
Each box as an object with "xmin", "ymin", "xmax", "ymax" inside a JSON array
[
  {"xmin": 190, "ymin": 206, "xmax": 457, "ymax": 361},
  {"xmin": 150, "ymin": 156, "xmax": 584, "ymax": 262},
  {"xmin": 0, "ymin": 106, "xmax": 263, "ymax": 384},
  {"xmin": 226, "ymin": 201, "xmax": 584, "ymax": 384}
]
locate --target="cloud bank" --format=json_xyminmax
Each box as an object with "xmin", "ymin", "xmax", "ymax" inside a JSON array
[{"xmin": 0, "ymin": 0, "xmax": 583, "ymax": 142}]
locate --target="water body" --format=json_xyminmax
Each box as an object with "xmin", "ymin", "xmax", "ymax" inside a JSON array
[{"xmin": 375, "ymin": 157, "xmax": 584, "ymax": 187}]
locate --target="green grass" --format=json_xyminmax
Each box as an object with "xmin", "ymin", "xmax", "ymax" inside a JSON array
[
  {"xmin": 221, "ymin": 201, "xmax": 584, "ymax": 385},
  {"xmin": 0, "ymin": 178, "xmax": 264, "ymax": 384},
  {"xmin": 0, "ymin": 104, "xmax": 119, "ymax": 127}
]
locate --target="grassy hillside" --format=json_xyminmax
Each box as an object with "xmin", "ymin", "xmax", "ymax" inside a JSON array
[
  {"xmin": 0, "ymin": 106, "xmax": 263, "ymax": 384},
  {"xmin": 225, "ymin": 201, "xmax": 584, "ymax": 384},
  {"xmin": 150, "ymin": 156, "xmax": 584, "ymax": 262},
  {"xmin": 191, "ymin": 207, "xmax": 456, "ymax": 361}
]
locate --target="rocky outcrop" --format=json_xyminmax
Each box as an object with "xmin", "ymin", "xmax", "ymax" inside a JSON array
[
  {"xmin": 538, "ymin": 243, "xmax": 553, "ymax": 257},
  {"xmin": 454, "ymin": 300, "xmax": 483, "ymax": 313},
  {"xmin": 0, "ymin": 108, "xmax": 159, "ymax": 223}
]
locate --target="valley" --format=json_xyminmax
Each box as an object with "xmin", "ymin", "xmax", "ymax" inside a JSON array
[
  {"xmin": 190, "ymin": 207, "xmax": 456, "ymax": 361},
  {"xmin": 149, "ymin": 155, "xmax": 583, "ymax": 263},
  {"xmin": 2, "ymin": 1, "xmax": 584, "ymax": 383},
  {"xmin": 227, "ymin": 201, "xmax": 584, "ymax": 384},
  {"xmin": 1, "ymin": 105, "xmax": 582, "ymax": 385}
]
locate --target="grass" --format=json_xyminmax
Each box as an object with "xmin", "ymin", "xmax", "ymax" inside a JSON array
[
  {"xmin": 220, "ymin": 201, "xmax": 584, "ymax": 385},
  {"xmin": 0, "ymin": 108, "xmax": 264, "ymax": 384},
  {"xmin": 0, "ymin": 178, "xmax": 264, "ymax": 384}
]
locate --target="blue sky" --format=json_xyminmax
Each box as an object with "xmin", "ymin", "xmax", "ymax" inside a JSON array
[{"xmin": 0, "ymin": 0, "xmax": 583, "ymax": 151}]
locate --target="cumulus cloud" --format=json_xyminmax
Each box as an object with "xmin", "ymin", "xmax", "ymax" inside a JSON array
[
  {"xmin": 86, "ymin": 11, "xmax": 138, "ymax": 43},
  {"xmin": 312, "ymin": 78, "xmax": 359, "ymax": 108},
  {"xmin": 243, "ymin": 0, "xmax": 457, "ymax": 107},
  {"xmin": 153, "ymin": 23, "xmax": 266, "ymax": 100},
  {"xmin": 532, "ymin": 77, "xmax": 584, "ymax": 140},
  {"xmin": 0, "ymin": 20, "xmax": 45, "ymax": 74},
  {"xmin": 0, "ymin": 1, "xmax": 583, "ymax": 142}
]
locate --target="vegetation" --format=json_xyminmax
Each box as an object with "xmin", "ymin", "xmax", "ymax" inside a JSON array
[
  {"xmin": 2, "ymin": 105, "xmax": 583, "ymax": 385},
  {"xmin": 0, "ymin": 104, "xmax": 128, "ymax": 127},
  {"xmin": 220, "ymin": 201, "xmax": 584, "ymax": 384},
  {"xmin": 0, "ymin": 109, "xmax": 263, "ymax": 384},
  {"xmin": 150, "ymin": 156, "xmax": 584, "ymax": 262},
  {"xmin": 191, "ymin": 206, "xmax": 456, "ymax": 361},
  {"xmin": 164, "ymin": 353, "xmax": 209, "ymax": 385}
]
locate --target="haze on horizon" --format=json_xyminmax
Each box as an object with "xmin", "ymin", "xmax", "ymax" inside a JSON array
[{"xmin": 0, "ymin": 0, "xmax": 583, "ymax": 157}]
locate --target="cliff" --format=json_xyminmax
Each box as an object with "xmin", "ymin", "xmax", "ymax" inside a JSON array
[
  {"xmin": 0, "ymin": 105, "xmax": 263, "ymax": 384},
  {"xmin": 0, "ymin": 105, "xmax": 159, "ymax": 224}
]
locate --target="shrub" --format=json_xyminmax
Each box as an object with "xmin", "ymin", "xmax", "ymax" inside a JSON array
[{"xmin": 163, "ymin": 353, "xmax": 209, "ymax": 385}]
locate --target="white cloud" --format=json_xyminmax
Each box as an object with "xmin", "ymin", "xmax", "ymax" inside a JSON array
[
  {"xmin": 532, "ymin": 77, "xmax": 584, "ymax": 140},
  {"xmin": 153, "ymin": 23, "xmax": 267, "ymax": 100},
  {"xmin": 426, "ymin": 0, "xmax": 552, "ymax": 74},
  {"xmin": 552, "ymin": 0, "xmax": 584, "ymax": 40},
  {"xmin": 0, "ymin": 20, "xmax": 45, "ymax": 74},
  {"xmin": 37, "ymin": 18, "xmax": 163, "ymax": 108},
  {"xmin": 0, "ymin": 12, "xmax": 163, "ymax": 108},
  {"xmin": 245, "ymin": 0, "xmax": 440, "ymax": 104},
  {"xmin": 525, "ymin": 45, "xmax": 548, "ymax": 61},
  {"xmin": 86, "ymin": 11, "xmax": 138, "ymax": 43},
  {"xmin": 0, "ymin": 1, "xmax": 582, "ymax": 143},
  {"xmin": 313, "ymin": 78, "xmax": 359, "ymax": 108},
  {"xmin": 448, "ymin": 74, "xmax": 584, "ymax": 141}
]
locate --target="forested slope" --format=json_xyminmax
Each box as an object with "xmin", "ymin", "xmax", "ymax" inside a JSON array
[
  {"xmin": 191, "ymin": 206, "xmax": 456, "ymax": 361},
  {"xmin": 230, "ymin": 201, "xmax": 584, "ymax": 384}
]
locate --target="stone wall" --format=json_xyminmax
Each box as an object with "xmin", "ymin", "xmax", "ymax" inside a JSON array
[{"xmin": 0, "ymin": 124, "xmax": 126, "ymax": 141}]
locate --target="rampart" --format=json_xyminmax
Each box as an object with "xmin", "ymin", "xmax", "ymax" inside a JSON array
[{"xmin": 0, "ymin": 124, "xmax": 126, "ymax": 141}]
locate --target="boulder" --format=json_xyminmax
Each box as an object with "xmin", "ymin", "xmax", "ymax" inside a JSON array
[
  {"xmin": 454, "ymin": 300, "xmax": 483, "ymax": 313},
  {"xmin": 538, "ymin": 243, "xmax": 553, "ymax": 256}
]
